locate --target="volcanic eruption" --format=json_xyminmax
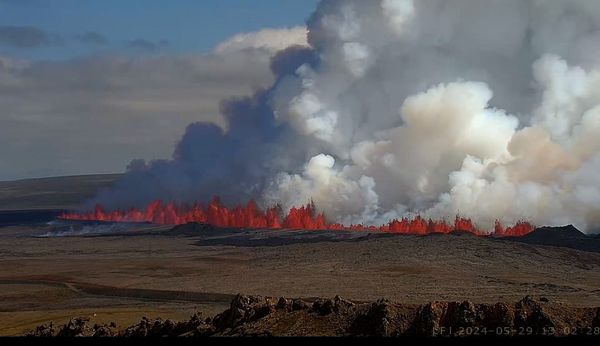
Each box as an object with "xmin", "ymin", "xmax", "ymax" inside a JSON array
[
  {"xmin": 66, "ymin": 0, "xmax": 600, "ymax": 234},
  {"xmin": 60, "ymin": 197, "xmax": 534, "ymax": 236}
]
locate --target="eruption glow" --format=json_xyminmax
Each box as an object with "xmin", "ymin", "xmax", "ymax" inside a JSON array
[{"xmin": 60, "ymin": 198, "xmax": 534, "ymax": 237}]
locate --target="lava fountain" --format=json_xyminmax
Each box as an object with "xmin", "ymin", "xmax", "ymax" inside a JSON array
[{"xmin": 59, "ymin": 197, "xmax": 534, "ymax": 237}]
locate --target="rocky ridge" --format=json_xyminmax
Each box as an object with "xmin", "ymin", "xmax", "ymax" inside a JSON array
[{"xmin": 25, "ymin": 294, "xmax": 600, "ymax": 337}]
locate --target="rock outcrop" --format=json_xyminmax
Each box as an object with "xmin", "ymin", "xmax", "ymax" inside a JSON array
[{"xmin": 25, "ymin": 295, "xmax": 599, "ymax": 337}]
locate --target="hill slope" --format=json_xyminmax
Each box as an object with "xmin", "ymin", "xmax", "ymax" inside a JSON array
[
  {"xmin": 509, "ymin": 225, "xmax": 600, "ymax": 253},
  {"xmin": 0, "ymin": 174, "xmax": 121, "ymax": 210}
]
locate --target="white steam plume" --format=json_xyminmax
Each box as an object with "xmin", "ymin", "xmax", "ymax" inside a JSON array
[{"xmin": 96, "ymin": 0, "xmax": 600, "ymax": 232}]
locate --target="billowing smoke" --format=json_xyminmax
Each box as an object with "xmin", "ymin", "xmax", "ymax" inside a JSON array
[{"xmin": 93, "ymin": 0, "xmax": 600, "ymax": 232}]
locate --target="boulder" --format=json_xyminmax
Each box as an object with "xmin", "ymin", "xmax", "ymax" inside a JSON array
[
  {"xmin": 291, "ymin": 298, "xmax": 310, "ymax": 311},
  {"xmin": 212, "ymin": 294, "xmax": 276, "ymax": 330},
  {"xmin": 56, "ymin": 317, "xmax": 92, "ymax": 337},
  {"xmin": 350, "ymin": 298, "xmax": 395, "ymax": 336},
  {"xmin": 311, "ymin": 295, "xmax": 355, "ymax": 315}
]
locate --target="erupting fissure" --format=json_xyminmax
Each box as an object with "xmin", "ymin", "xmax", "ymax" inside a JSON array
[{"xmin": 59, "ymin": 197, "xmax": 534, "ymax": 237}]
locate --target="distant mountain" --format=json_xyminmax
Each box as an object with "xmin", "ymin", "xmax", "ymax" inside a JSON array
[
  {"xmin": 0, "ymin": 174, "xmax": 122, "ymax": 211},
  {"xmin": 507, "ymin": 225, "xmax": 600, "ymax": 253}
]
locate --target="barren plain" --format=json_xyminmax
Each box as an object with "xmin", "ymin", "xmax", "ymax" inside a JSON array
[
  {"xmin": 2, "ymin": 222, "xmax": 600, "ymax": 336},
  {"xmin": 1, "ymin": 175, "xmax": 600, "ymax": 336}
]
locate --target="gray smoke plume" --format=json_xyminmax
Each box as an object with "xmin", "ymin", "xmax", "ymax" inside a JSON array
[{"xmin": 94, "ymin": 0, "xmax": 600, "ymax": 232}]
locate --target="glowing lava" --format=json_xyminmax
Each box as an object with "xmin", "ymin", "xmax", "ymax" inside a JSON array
[{"xmin": 59, "ymin": 197, "xmax": 534, "ymax": 237}]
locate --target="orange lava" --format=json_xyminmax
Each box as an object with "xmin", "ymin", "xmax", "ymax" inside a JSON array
[{"xmin": 59, "ymin": 197, "xmax": 534, "ymax": 237}]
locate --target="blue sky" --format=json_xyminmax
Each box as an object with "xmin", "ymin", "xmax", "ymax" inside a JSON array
[{"xmin": 0, "ymin": 0, "xmax": 319, "ymax": 60}]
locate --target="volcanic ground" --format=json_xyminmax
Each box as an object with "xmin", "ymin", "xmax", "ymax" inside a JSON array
[{"xmin": 1, "ymin": 175, "xmax": 600, "ymax": 336}]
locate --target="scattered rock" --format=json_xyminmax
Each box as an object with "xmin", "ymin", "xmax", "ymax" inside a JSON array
[
  {"xmin": 311, "ymin": 295, "xmax": 355, "ymax": 315},
  {"xmin": 57, "ymin": 317, "xmax": 92, "ymax": 337},
  {"xmin": 25, "ymin": 322, "xmax": 55, "ymax": 337},
  {"xmin": 92, "ymin": 325, "xmax": 113, "ymax": 337}
]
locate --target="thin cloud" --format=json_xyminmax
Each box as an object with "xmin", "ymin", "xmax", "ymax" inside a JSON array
[
  {"xmin": 127, "ymin": 38, "xmax": 169, "ymax": 52},
  {"xmin": 76, "ymin": 31, "xmax": 108, "ymax": 45},
  {"xmin": 214, "ymin": 26, "xmax": 308, "ymax": 54},
  {"xmin": 0, "ymin": 27, "xmax": 309, "ymax": 180},
  {"xmin": 0, "ymin": 25, "xmax": 56, "ymax": 48}
]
